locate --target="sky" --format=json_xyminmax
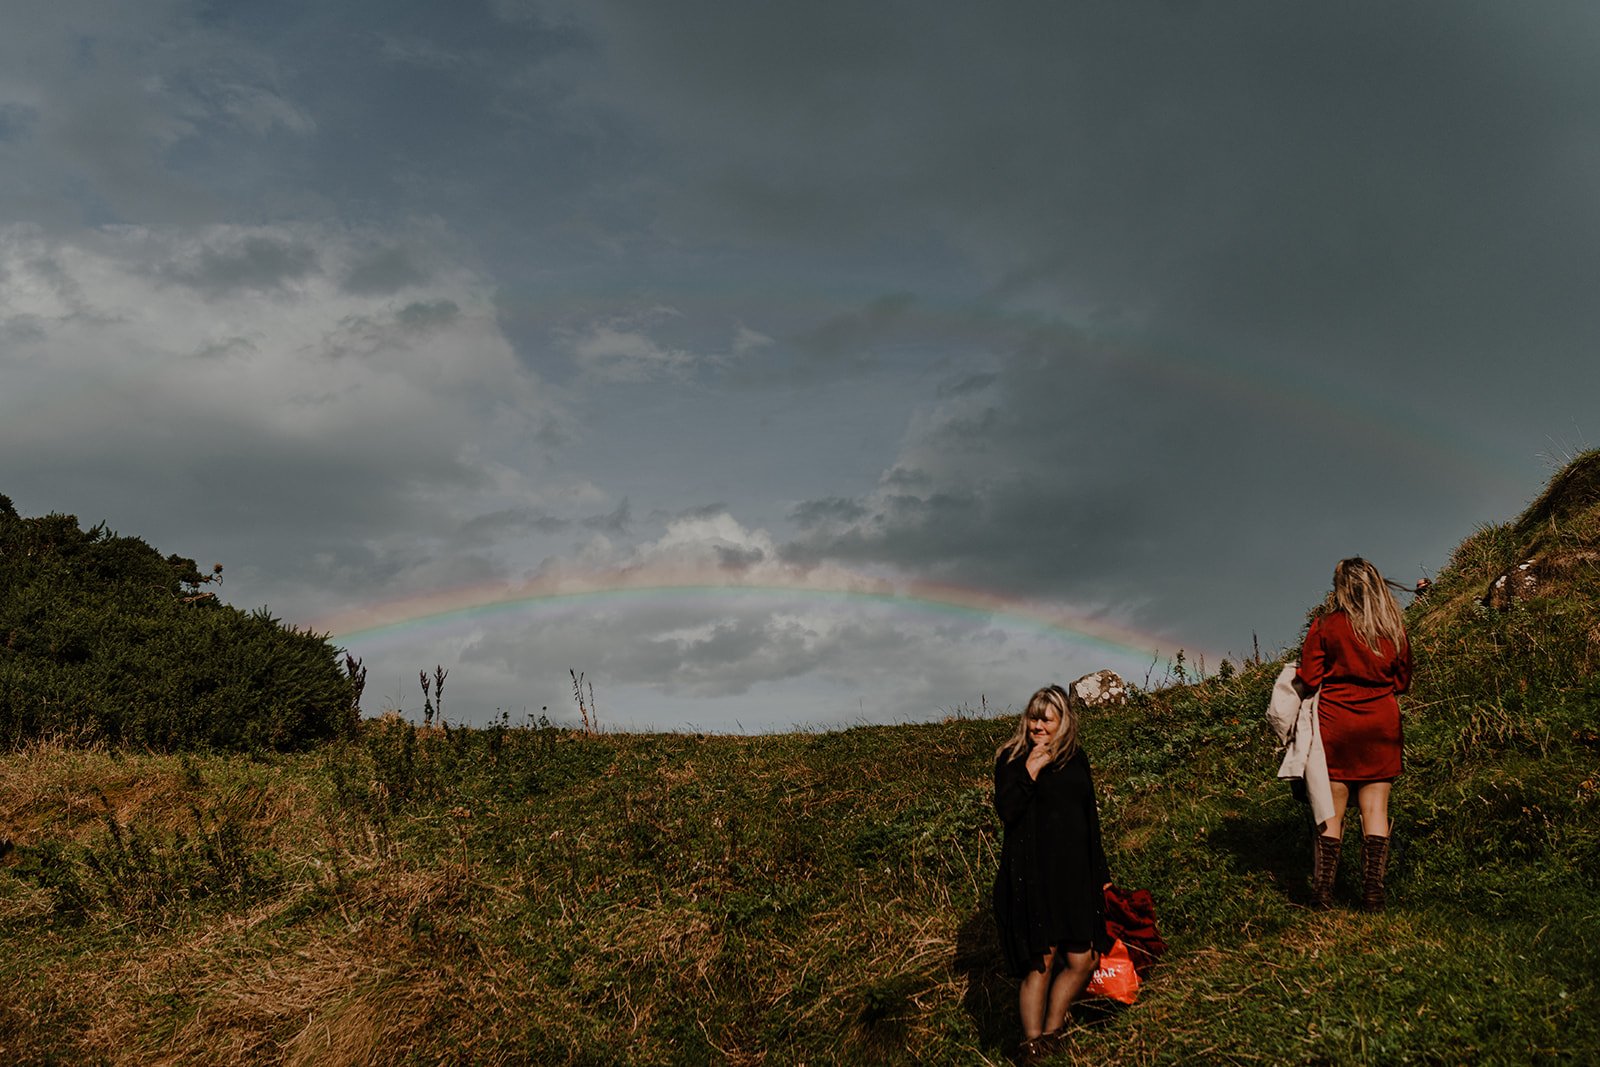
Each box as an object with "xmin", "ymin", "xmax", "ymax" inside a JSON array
[{"xmin": 3, "ymin": 2, "xmax": 1596, "ymax": 731}]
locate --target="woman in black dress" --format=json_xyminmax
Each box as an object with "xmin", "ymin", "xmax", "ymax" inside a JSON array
[{"xmin": 993, "ymin": 684, "xmax": 1113, "ymax": 1054}]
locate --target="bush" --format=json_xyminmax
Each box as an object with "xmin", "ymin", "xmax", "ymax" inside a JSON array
[{"xmin": 0, "ymin": 498, "xmax": 357, "ymax": 751}]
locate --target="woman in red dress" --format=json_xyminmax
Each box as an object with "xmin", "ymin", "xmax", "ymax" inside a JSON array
[{"xmin": 1296, "ymin": 558, "xmax": 1412, "ymax": 911}]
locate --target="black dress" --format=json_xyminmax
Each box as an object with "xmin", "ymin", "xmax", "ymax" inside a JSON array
[{"xmin": 993, "ymin": 747, "xmax": 1112, "ymax": 977}]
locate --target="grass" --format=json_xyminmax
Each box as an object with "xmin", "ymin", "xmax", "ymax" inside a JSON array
[
  {"xmin": 3, "ymin": 702, "xmax": 1594, "ymax": 1064},
  {"xmin": 2, "ymin": 450, "xmax": 1599, "ymax": 1064}
]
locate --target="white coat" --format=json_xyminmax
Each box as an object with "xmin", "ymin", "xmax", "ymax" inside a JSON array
[{"xmin": 1266, "ymin": 662, "xmax": 1335, "ymax": 829}]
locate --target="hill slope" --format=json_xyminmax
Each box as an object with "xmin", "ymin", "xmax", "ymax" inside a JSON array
[{"xmin": 2, "ymin": 455, "xmax": 1598, "ymax": 1064}]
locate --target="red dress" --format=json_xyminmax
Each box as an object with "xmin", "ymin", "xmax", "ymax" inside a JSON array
[{"xmin": 1295, "ymin": 610, "xmax": 1412, "ymax": 781}]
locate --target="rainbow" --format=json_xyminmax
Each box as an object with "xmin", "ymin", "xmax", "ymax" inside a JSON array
[{"xmin": 316, "ymin": 568, "xmax": 1201, "ymax": 665}]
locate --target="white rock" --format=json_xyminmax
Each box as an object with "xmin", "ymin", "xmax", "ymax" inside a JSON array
[{"xmin": 1070, "ymin": 669, "xmax": 1128, "ymax": 708}]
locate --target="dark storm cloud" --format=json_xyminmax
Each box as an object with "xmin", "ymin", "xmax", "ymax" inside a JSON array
[
  {"xmin": 581, "ymin": 498, "xmax": 631, "ymax": 533},
  {"xmin": 784, "ymin": 476, "xmax": 1154, "ymax": 599},
  {"xmin": 565, "ymin": 1, "xmax": 1600, "ymax": 649},
  {"xmin": 341, "ymin": 246, "xmax": 431, "ymax": 295},
  {"xmin": 0, "ymin": 1, "xmax": 328, "ymax": 228},
  {"xmin": 781, "ymin": 320, "xmax": 1476, "ymax": 654},
  {"xmin": 6, "ymin": 250, "xmax": 99, "ymax": 322},
  {"xmin": 319, "ymin": 297, "xmax": 472, "ymax": 360},
  {"xmin": 937, "ymin": 372, "xmax": 998, "ymax": 398},
  {"xmin": 161, "ymin": 235, "xmax": 320, "ymax": 295},
  {"xmin": 583, "ymin": 3, "xmax": 1600, "ymax": 383},
  {"xmin": 719, "ymin": 291, "xmax": 919, "ymax": 387},
  {"xmin": 673, "ymin": 502, "xmax": 730, "ymax": 521},
  {"xmin": 0, "ymin": 103, "xmax": 37, "ymax": 141},
  {"xmin": 793, "ymin": 293, "xmax": 915, "ymax": 361},
  {"xmin": 790, "ymin": 497, "xmax": 867, "ymax": 529},
  {"xmin": 457, "ymin": 507, "xmax": 571, "ymax": 546},
  {"xmin": 881, "ymin": 467, "xmax": 933, "ymax": 491},
  {"xmin": 714, "ymin": 544, "xmax": 765, "ymax": 571},
  {"xmin": 396, "ymin": 299, "xmax": 461, "ymax": 332},
  {"xmin": 192, "ymin": 336, "xmax": 257, "ymax": 360}
]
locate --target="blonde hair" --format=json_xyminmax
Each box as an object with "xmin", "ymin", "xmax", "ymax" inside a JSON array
[
  {"xmin": 996, "ymin": 685, "xmax": 1081, "ymax": 766},
  {"xmin": 1331, "ymin": 557, "xmax": 1408, "ymax": 654}
]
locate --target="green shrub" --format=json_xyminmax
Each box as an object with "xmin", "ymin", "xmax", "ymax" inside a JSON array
[{"xmin": 0, "ymin": 498, "xmax": 357, "ymax": 751}]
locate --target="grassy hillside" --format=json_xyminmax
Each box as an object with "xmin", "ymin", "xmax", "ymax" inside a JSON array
[{"xmin": 2, "ymin": 453, "xmax": 1598, "ymax": 1064}]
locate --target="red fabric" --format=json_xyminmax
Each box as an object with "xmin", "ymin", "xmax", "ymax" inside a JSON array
[
  {"xmin": 1102, "ymin": 885, "xmax": 1166, "ymax": 978},
  {"xmin": 1296, "ymin": 610, "xmax": 1411, "ymax": 781}
]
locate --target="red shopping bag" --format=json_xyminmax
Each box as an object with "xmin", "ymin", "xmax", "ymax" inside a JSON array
[{"xmin": 1084, "ymin": 937, "xmax": 1141, "ymax": 1004}]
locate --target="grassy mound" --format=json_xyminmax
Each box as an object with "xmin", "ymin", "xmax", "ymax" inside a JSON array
[{"xmin": 1, "ymin": 455, "xmax": 1598, "ymax": 1063}]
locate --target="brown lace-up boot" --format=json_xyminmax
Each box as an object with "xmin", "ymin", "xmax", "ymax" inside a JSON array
[
  {"xmin": 1311, "ymin": 833, "xmax": 1341, "ymax": 908},
  {"xmin": 1361, "ymin": 834, "xmax": 1391, "ymax": 913}
]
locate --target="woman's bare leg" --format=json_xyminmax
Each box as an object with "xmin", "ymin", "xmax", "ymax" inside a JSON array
[
  {"xmin": 1018, "ymin": 949, "xmax": 1054, "ymax": 1039},
  {"xmin": 1324, "ymin": 780, "xmax": 1351, "ymax": 838},
  {"xmin": 1356, "ymin": 781, "xmax": 1392, "ymax": 837},
  {"xmin": 1043, "ymin": 949, "xmax": 1098, "ymax": 1033}
]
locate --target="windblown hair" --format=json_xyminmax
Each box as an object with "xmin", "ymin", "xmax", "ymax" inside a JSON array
[
  {"xmin": 1331, "ymin": 557, "xmax": 1408, "ymax": 654},
  {"xmin": 996, "ymin": 685, "xmax": 1081, "ymax": 767}
]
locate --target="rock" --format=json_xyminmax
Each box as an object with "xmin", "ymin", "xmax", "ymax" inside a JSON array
[
  {"xmin": 1483, "ymin": 559, "xmax": 1540, "ymax": 610},
  {"xmin": 1482, "ymin": 549, "xmax": 1600, "ymax": 609},
  {"xmin": 1070, "ymin": 669, "xmax": 1128, "ymax": 708}
]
